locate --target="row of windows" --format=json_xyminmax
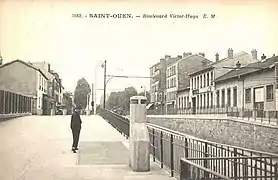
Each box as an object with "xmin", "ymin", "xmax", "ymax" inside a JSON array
[
  {"xmin": 151, "ymin": 84, "xmax": 159, "ymax": 93},
  {"xmin": 215, "ymin": 87, "xmax": 237, "ymax": 107},
  {"xmin": 167, "ymin": 65, "xmax": 176, "ymax": 77},
  {"xmin": 166, "ymin": 92, "xmax": 176, "ymax": 101},
  {"xmin": 245, "ymin": 85, "xmax": 274, "ymax": 103},
  {"xmin": 166, "ymin": 77, "xmax": 176, "ymax": 88},
  {"xmin": 39, "ymin": 74, "xmax": 47, "ymax": 93},
  {"xmin": 191, "ymin": 71, "xmax": 214, "ymax": 90},
  {"xmin": 195, "ymin": 92, "xmax": 214, "ymax": 108},
  {"xmin": 178, "ymin": 96, "xmax": 190, "ymax": 109}
]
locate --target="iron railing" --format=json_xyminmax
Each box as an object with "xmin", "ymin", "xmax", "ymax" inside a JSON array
[
  {"xmin": 148, "ymin": 106, "xmax": 278, "ymax": 126},
  {"xmin": 98, "ymin": 108, "xmax": 278, "ymax": 179},
  {"xmin": 148, "ymin": 123, "xmax": 278, "ymax": 179},
  {"xmin": 0, "ymin": 90, "xmax": 33, "ymax": 114},
  {"xmin": 99, "ymin": 108, "xmax": 130, "ymax": 138},
  {"xmin": 180, "ymin": 158, "xmax": 232, "ymax": 180}
]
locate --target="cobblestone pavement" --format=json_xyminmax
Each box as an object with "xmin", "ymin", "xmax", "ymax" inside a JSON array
[{"xmin": 0, "ymin": 115, "xmax": 175, "ymax": 180}]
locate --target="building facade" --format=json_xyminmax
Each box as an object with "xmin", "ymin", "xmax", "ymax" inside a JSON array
[
  {"xmin": 165, "ymin": 53, "xmax": 211, "ymax": 114},
  {"xmin": 32, "ymin": 62, "xmax": 64, "ymax": 115},
  {"xmin": 215, "ymin": 55, "xmax": 278, "ymax": 117},
  {"xmin": 189, "ymin": 49, "xmax": 259, "ymax": 114},
  {"xmin": 0, "ymin": 60, "xmax": 48, "ymax": 115}
]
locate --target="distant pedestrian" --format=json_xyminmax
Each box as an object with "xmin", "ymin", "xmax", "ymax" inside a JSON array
[{"xmin": 70, "ymin": 105, "xmax": 82, "ymax": 153}]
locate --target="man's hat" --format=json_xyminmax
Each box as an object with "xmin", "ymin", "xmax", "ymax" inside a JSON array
[{"xmin": 75, "ymin": 104, "xmax": 82, "ymax": 110}]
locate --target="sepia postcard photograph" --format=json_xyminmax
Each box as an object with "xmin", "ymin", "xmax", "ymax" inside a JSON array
[{"xmin": 0, "ymin": 0, "xmax": 278, "ymax": 179}]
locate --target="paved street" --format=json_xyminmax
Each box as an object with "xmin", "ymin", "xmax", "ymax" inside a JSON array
[{"xmin": 0, "ymin": 115, "xmax": 175, "ymax": 180}]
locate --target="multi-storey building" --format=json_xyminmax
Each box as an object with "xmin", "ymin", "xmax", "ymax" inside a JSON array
[
  {"xmin": 166, "ymin": 52, "xmax": 211, "ymax": 114},
  {"xmin": 32, "ymin": 62, "xmax": 65, "ymax": 115},
  {"xmin": 0, "ymin": 60, "xmax": 48, "ymax": 115},
  {"xmin": 149, "ymin": 55, "xmax": 180, "ymax": 114},
  {"xmin": 189, "ymin": 49, "xmax": 260, "ymax": 114},
  {"xmin": 214, "ymin": 54, "xmax": 278, "ymax": 117}
]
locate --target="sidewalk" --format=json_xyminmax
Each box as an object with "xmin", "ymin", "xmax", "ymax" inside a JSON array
[{"xmin": 12, "ymin": 115, "xmax": 175, "ymax": 180}]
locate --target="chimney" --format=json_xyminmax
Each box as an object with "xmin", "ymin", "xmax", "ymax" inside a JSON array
[
  {"xmin": 201, "ymin": 60, "xmax": 208, "ymax": 66},
  {"xmin": 183, "ymin": 52, "xmax": 192, "ymax": 58},
  {"xmin": 228, "ymin": 48, "xmax": 233, "ymax": 59},
  {"xmin": 199, "ymin": 52, "xmax": 205, "ymax": 57},
  {"xmin": 215, "ymin": 53, "xmax": 219, "ymax": 62},
  {"xmin": 177, "ymin": 55, "xmax": 182, "ymax": 59},
  {"xmin": 261, "ymin": 54, "xmax": 266, "ymax": 61},
  {"xmin": 273, "ymin": 54, "xmax": 276, "ymax": 57},
  {"xmin": 251, "ymin": 49, "xmax": 257, "ymax": 59},
  {"xmin": 0, "ymin": 51, "xmax": 3, "ymax": 65},
  {"xmin": 165, "ymin": 55, "xmax": 171, "ymax": 60}
]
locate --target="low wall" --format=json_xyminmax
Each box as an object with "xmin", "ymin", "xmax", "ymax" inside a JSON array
[
  {"xmin": 0, "ymin": 113, "xmax": 32, "ymax": 122},
  {"xmin": 147, "ymin": 115, "xmax": 278, "ymax": 154}
]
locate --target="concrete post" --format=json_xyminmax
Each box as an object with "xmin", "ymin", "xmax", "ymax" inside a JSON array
[
  {"xmin": 51, "ymin": 108, "xmax": 55, "ymax": 116},
  {"xmin": 62, "ymin": 109, "xmax": 67, "ymax": 115},
  {"xmin": 129, "ymin": 96, "xmax": 150, "ymax": 172}
]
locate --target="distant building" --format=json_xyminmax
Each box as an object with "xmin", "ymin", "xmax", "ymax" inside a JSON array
[
  {"xmin": 0, "ymin": 60, "xmax": 48, "ymax": 115},
  {"xmin": 166, "ymin": 53, "xmax": 211, "ymax": 114},
  {"xmin": 149, "ymin": 55, "xmax": 180, "ymax": 114},
  {"xmin": 32, "ymin": 62, "xmax": 64, "ymax": 115},
  {"xmin": 189, "ymin": 49, "xmax": 260, "ymax": 114}
]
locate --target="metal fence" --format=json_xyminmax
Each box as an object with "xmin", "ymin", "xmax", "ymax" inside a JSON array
[
  {"xmin": 98, "ymin": 108, "xmax": 278, "ymax": 180},
  {"xmin": 0, "ymin": 90, "xmax": 33, "ymax": 114},
  {"xmin": 148, "ymin": 123, "xmax": 278, "ymax": 180},
  {"xmin": 99, "ymin": 108, "xmax": 130, "ymax": 138},
  {"xmin": 149, "ymin": 106, "xmax": 278, "ymax": 126}
]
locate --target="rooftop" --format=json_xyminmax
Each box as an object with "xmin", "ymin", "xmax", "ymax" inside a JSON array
[
  {"xmin": 189, "ymin": 51, "xmax": 250, "ymax": 76},
  {"xmin": 215, "ymin": 56, "xmax": 278, "ymax": 82},
  {"xmin": 0, "ymin": 59, "xmax": 48, "ymax": 80}
]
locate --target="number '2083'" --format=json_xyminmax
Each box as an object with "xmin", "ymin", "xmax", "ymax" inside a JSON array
[{"xmin": 72, "ymin": 14, "xmax": 82, "ymax": 18}]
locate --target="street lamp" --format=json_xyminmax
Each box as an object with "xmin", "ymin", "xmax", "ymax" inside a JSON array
[
  {"xmin": 94, "ymin": 61, "xmax": 104, "ymax": 115},
  {"xmin": 140, "ymin": 85, "xmax": 146, "ymax": 97},
  {"xmin": 101, "ymin": 60, "xmax": 107, "ymax": 109}
]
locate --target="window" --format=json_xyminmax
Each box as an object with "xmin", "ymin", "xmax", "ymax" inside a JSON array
[
  {"xmin": 200, "ymin": 94, "xmax": 203, "ymax": 108},
  {"xmin": 210, "ymin": 92, "xmax": 213, "ymax": 108},
  {"xmin": 227, "ymin": 88, "xmax": 231, "ymax": 107},
  {"xmin": 207, "ymin": 93, "xmax": 209, "ymax": 108},
  {"xmin": 200, "ymin": 75, "xmax": 202, "ymax": 88},
  {"xmin": 221, "ymin": 89, "xmax": 225, "ymax": 107},
  {"xmin": 196, "ymin": 95, "xmax": 199, "ymax": 108},
  {"xmin": 207, "ymin": 73, "xmax": 209, "ymax": 86},
  {"xmin": 233, "ymin": 87, "xmax": 237, "ymax": 107},
  {"xmin": 266, "ymin": 85, "xmax": 274, "ymax": 100},
  {"xmin": 203, "ymin": 74, "xmax": 206, "ymax": 87},
  {"xmin": 216, "ymin": 90, "xmax": 220, "ymax": 108},
  {"xmin": 245, "ymin": 88, "xmax": 251, "ymax": 103},
  {"xmin": 197, "ymin": 77, "xmax": 199, "ymax": 89},
  {"xmin": 211, "ymin": 71, "xmax": 213, "ymax": 85}
]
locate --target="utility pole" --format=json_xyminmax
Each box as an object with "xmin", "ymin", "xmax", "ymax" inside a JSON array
[{"xmin": 103, "ymin": 60, "xmax": 107, "ymax": 109}]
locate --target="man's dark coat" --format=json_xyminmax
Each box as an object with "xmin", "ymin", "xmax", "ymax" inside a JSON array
[{"xmin": 71, "ymin": 111, "xmax": 82, "ymax": 130}]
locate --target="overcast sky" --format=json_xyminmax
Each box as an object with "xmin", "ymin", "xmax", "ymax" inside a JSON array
[{"xmin": 1, "ymin": 0, "xmax": 278, "ymax": 104}]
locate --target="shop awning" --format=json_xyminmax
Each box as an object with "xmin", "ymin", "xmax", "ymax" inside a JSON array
[{"xmin": 146, "ymin": 103, "xmax": 154, "ymax": 110}]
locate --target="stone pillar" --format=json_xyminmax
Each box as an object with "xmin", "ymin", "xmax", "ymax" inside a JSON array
[
  {"xmin": 51, "ymin": 108, "xmax": 55, "ymax": 116},
  {"xmin": 129, "ymin": 96, "xmax": 150, "ymax": 172},
  {"xmin": 62, "ymin": 109, "xmax": 67, "ymax": 115},
  {"xmin": 86, "ymin": 109, "xmax": 90, "ymax": 116}
]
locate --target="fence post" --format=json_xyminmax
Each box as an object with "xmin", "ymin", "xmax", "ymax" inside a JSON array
[
  {"xmin": 152, "ymin": 128, "xmax": 155, "ymax": 162},
  {"xmin": 160, "ymin": 131, "xmax": 163, "ymax": 168},
  {"xmin": 204, "ymin": 142, "xmax": 209, "ymax": 178},
  {"xmin": 170, "ymin": 134, "xmax": 174, "ymax": 177},
  {"xmin": 275, "ymin": 163, "xmax": 278, "ymax": 180},
  {"xmin": 234, "ymin": 148, "xmax": 238, "ymax": 179}
]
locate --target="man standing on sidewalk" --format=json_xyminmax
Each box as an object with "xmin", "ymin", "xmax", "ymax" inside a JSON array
[{"xmin": 70, "ymin": 105, "xmax": 82, "ymax": 153}]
